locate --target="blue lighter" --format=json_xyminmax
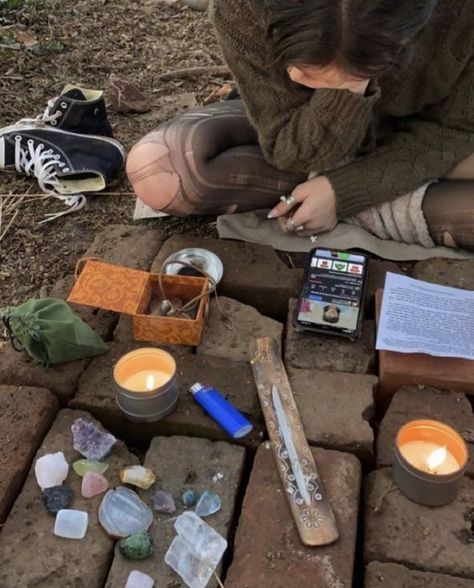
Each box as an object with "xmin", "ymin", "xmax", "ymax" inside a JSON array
[{"xmin": 189, "ymin": 382, "xmax": 253, "ymax": 439}]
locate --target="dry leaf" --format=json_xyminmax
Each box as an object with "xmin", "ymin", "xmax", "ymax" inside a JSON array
[
  {"xmin": 14, "ymin": 30, "xmax": 39, "ymax": 48},
  {"xmin": 107, "ymin": 73, "xmax": 151, "ymax": 114},
  {"xmin": 203, "ymin": 83, "xmax": 233, "ymax": 105}
]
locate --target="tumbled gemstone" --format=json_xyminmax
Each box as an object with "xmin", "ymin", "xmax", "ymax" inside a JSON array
[
  {"xmin": 42, "ymin": 485, "xmax": 74, "ymax": 515},
  {"xmin": 54, "ymin": 509, "xmax": 88, "ymax": 539},
  {"xmin": 81, "ymin": 471, "xmax": 109, "ymax": 498},
  {"xmin": 119, "ymin": 532, "xmax": 154, "ymax": 560},
  {"xmin": 195, "ymin": 491, "xmax": 221, "ymax": 518},
  {"xmin": 125, "ymin": 570, "xmax": 154, "ymax": 588},
  {"xmin": 119, "ymin": 466, "xmax": 156, "ymax": 490},
  {"xmin": 99, "ymin": 487, "xmax": 153, "ymax": 538},
  {"xmin": 73, "ymin": 459, "xmax": 109, "ymax": 477},
  {"xmin": 150, "ymin": 489, "xmax": 176, "ymax": 514},
  {"xmin": 35, "ymin": 452, "xmax": 69, "ymax": 490},
  {"xmin": 181, "ymin": 489, "xmax": 199, "ymax": 508},
  {"xmin": 165, "ymin": 512, "xmax": 227, "ymax": 588},
  {"xmin": 71, "ymin": 418, "xmax": 117, "ymax": 461}
]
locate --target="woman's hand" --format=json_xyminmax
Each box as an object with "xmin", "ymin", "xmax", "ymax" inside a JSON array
[{"xmin": 268, "ymin": 176, "xmax": 338, "ymax": 235}]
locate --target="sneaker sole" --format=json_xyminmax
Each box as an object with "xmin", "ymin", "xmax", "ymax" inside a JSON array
[{"xmin": 0, "ymin": 124, "xmax": 125, "ymax": 168}]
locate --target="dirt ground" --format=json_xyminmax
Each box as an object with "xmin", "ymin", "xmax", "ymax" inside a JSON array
[{"xmin": 0, "ymin": 0, "xmax": 226, "ymax": 306}]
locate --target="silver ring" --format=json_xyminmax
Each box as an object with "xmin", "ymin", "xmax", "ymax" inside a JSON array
[
  {"xmin": 285, "ymin": 195, "xmax": 297, "ymax": 207},
  {"xmin": 288, "ymin": 217, "xmax": 304, "ymax": 232}
]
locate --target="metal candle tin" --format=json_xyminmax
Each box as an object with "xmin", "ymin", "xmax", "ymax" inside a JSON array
[
  {"xmin": 113, "ymin": 348, "xmax": 178, "ymax": 423},
  {"xmin": 163, "ymin": 248, "xmax": 224, "ymax": 285},
  {"xmin": 392, "ymin": 419, "xmax": 469, "ymax": 506}
]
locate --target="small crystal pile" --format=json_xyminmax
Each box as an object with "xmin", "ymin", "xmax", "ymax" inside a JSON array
[
  {"xmin": 81, "ymin": 471, "xmax": 109, "ymax": 498},
  {"xmin": 35, "ymin": 452, "xmax": 69, "ymax": 490},
  {"xmin": 120, "ymin": 466, "xmax": 156, "ymax": 490},
  {"xmin": 150, "ymin": 489, "xmax": 176, "ymax": 514},
  {"xmin": 99, "ymin": 487, "xmax": 153, "ymax": 538},
  {"xmin": 119, "ymin": 532, "xmax": 154, "ymax": 560},
  {"xmin": 42, "ymin": 486, "xmax": 74, "ymax": 515},
  {"xmin": 195, "ymin": 491, "xmax": 221, "ymax": 518},
  {"xmin": 71, "ymin": 419, "xmax": 117, "ymax": 461},
  {"xmin": 54, "ymin": 509, "xmax": 88, "ymax": 540}
]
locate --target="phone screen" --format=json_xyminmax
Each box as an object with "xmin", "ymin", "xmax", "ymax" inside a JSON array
[{"xmin": 296, "ymin": 249, "xmax": 367, "ymax": 335}]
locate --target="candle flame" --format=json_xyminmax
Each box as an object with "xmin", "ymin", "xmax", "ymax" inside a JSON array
[
  {"xmin": 146, "ymin": 374, "xmax": 155, "ymax": 391},
  {"xmin": 426, "ymin": 446, "xmax": 447, "ymax": 473}
]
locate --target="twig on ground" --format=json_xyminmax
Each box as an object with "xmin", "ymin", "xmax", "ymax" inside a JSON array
[
  {"xmin": 158, "ymin": 65, "xmax": 230, "ymax": 81},
  {"xmin": 213, "ymin": 571, "xmax": 225, "ymax": 588},
  {"xmin": 0, "ymin": 208, "xmax": 19, "ymax": 243}
]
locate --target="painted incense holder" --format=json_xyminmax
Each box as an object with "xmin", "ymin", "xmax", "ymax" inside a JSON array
[{"xmin": 249, "ymin": 337, "xmax": 339, "ymax": 547}]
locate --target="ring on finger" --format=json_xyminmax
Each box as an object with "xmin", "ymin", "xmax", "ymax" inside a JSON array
[
  {"xmin": 285, "ymin": 195, "xmax": 297, "ymax": 207},
  {"xmin": 288, "ymin": 217, "xmax": 304, "ymax": 232}
]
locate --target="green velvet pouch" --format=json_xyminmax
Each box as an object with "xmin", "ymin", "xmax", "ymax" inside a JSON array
[{"xmin": 1, "ymin": 298, "xmax": 109, "ymax": 367}]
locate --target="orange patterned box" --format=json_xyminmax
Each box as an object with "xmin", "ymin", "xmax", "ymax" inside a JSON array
[{"xmin": 68, "ymin": 260, "xmax": 209, "ymax": 346}]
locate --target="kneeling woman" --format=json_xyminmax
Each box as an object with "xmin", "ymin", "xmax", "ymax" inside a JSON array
[{"xmin": 127, "ymin": 0, "xmax": 474, "ymax": 250}]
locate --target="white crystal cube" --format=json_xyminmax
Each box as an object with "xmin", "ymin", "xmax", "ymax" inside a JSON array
[
  {"xmin": 125, "ymin": 570, "xmax": 155, "ymax": 588},
  {"xmin": 165, "ymin": 511, "xmax": 227, "ymax": 588},
  {"xmin": 54, "ymin": 509, "xmax": 88, "ymax": 539}
]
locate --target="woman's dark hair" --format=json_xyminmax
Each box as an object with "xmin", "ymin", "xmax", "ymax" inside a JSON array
[{"xmin": 264, "ymin": 0, "xmax": 439, "ymax": 81}]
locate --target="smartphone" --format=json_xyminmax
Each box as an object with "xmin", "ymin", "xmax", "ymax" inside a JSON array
[{"xmin": 294, "ymin": 248, "xmax": 369, "ymax": 339}]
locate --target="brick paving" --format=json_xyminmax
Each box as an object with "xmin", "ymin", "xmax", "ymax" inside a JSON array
[{"xmin": 1, "ymin": 224, "xmax": 474, "ymax": 586}]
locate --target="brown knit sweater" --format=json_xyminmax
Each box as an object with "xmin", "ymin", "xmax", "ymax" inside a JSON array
[{"xmin": 210, "ymin": 0, "xmax": 474, "ymax": 218}]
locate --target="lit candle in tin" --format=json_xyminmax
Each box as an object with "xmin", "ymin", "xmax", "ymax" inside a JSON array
[
  {"xmin": 113, "ymin": 348, "xmax": 179, "ymax": 422},
  {"xmin": 398, "ymin": 441, "xmax": 460, "ymax": 475},
  {"xmin": 393, "ymin": 419, "xmax": 469, "ymax": 506}
]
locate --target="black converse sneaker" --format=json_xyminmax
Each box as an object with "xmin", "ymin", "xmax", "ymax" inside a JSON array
[
  {"xmin": 16, "ymin": 84, "xmax": 114, "ymax": 137},
  {"xmin": 0, "ymin": 127, "xmax": 125, "ymax": 222}
]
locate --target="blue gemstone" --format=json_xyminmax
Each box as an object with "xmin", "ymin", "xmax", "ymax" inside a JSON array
[{"xmin": 195, "ymin": 491, "xmax": 221, "ymax": 517}]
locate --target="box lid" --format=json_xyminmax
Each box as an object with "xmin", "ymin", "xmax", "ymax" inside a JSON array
[{"xmin": 68, "ymin": 260, "xmax": 149, "ymax": 314}]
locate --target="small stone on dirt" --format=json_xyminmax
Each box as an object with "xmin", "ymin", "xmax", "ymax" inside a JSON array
[
  {"xmin": 42, "ymin": 485, "xmax": 74, "ymax": 515},
  {"xmin": 119, "ymin": 532, "xmax": 154, "ymax": 560}
]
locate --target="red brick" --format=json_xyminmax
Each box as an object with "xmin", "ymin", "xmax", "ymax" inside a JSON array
[
  {"xmin": 375, "ymin": 290, "xmax": 474, "ymax": 408},
  {"xmin": 365, "ymin": 562, "xmax": 474, "ymax": 587},
  {"xmin": 365, "ymin": 468, "xmax": 474, "ymax": 579},
  {"xmin": 197, "ymin": 297, "xmax": 283, "ymax": 363},
  {"xmin": 288, "ymin": 368, "xmax": 376, "ymax": 464},
  {"xmin": 0, "ymin": 409, "xmax": 138, "ymax": 588},
  {"xmin": 0, "ymin": 344, "xmax": 88, "ymax": 404},
  {"xmin": 225, "ymin": 443, "xmax": 361, "ymax": 588},
  {"xmin": 105, "ymin": 436, "xmax": 246, "ymax": 587},
  {"xmin": 285, "ymin": 298, "xmax": 375, "ymax": 373},
  {"xmin": 0, "ymin": 386, "xmax": 58, "ymax": 523},
  {"xmin": 84, "ymin": 224, "xmax": 164, "ymax": 270}
]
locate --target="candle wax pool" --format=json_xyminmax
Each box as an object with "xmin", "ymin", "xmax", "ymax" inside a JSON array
[
  {"xmin": 399, "ymin": 441, "xmax": 460, "ymax": 475},
  {"xmin": 121, "ymin": 370, "xmax": 171, "ymax": 392}
]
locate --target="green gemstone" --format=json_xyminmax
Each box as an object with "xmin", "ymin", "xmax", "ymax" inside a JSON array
[
  {"xmin": 73, "ymin": 459, "xmax": 109, "ymax": 477},
  {"xmin": 119, "ymin": 532, "xmax": 154, "ymax": 560}
]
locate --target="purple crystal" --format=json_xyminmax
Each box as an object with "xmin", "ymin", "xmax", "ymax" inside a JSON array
[
  {"xmin": 150, "ymin": 489, "xmax": 176, "ymax": 514},
  {"xmin": 71, "ymin": 418, "xmax": 117, "ymax": 461}
]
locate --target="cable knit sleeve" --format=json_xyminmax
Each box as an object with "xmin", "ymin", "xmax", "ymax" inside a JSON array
[
  {"xmin": 210, "ymin": 0, "xmax": 380, "ymax": 174},
  {"xmin": 327, "ymin": 56, "xmax": 474, "ymax": 218}
]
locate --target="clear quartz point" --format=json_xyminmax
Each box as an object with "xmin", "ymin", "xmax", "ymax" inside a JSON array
[{"xmin": 165, "ymin": 511, "xmax": 227, "ymax": 588}]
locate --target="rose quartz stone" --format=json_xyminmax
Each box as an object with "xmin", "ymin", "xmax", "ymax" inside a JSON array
[{"xmin": 81, "ymin": 470, "xmax": 109, "ymax": 498}]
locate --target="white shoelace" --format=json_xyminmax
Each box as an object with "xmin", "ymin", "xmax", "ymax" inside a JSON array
[
  {"xmin": 18, "ymin": 97, "xmax": 62, "ymax": 126},
  {"xmin": 14, "ymin": 135, "xmax": 86, "ymax": 224}
]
